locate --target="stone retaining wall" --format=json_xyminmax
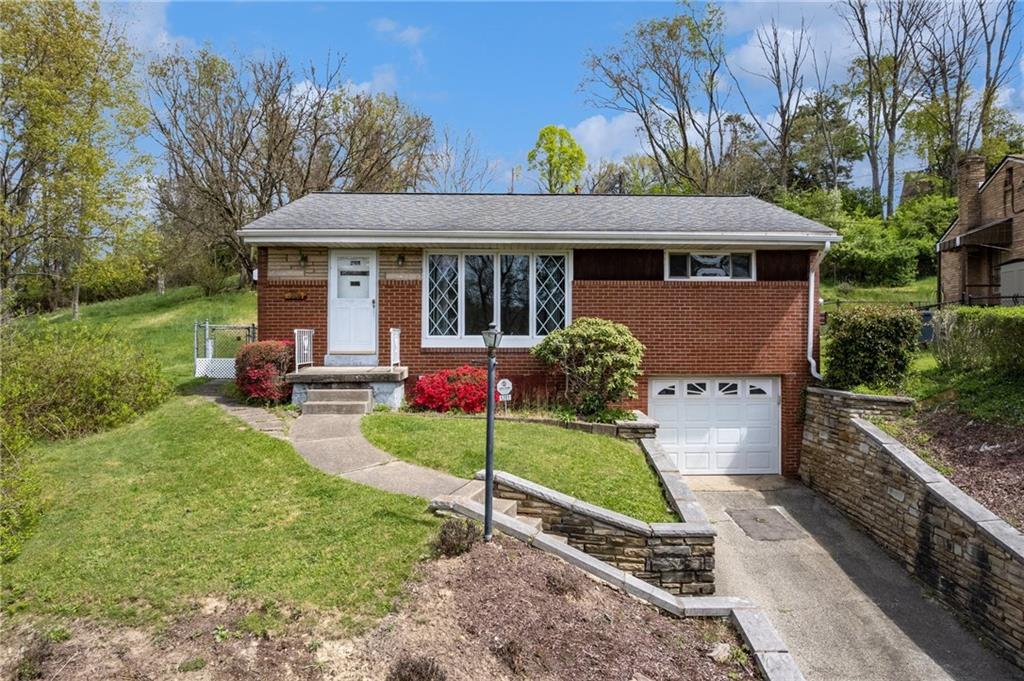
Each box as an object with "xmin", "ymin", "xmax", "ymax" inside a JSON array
[
  {"xmin": 481, "ymin": 471, "xmax": 715, "ymax": 595},
  {"xmin": 801, "ymin": 386, "xmax": 1024, "ymax": 670}
]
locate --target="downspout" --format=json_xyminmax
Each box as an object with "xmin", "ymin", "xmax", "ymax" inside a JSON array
[{"xmin": 807, "ymin": 242, "xmax": 831, "ymax": 381}]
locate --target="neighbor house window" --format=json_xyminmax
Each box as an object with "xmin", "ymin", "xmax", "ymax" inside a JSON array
[
  {"xmin": 424, "ymin": 252, "xmax": 570, "ymax": 347},
  {"xmin": 665, "ymin": 252, "xmax": 755, "ymax": 280}
]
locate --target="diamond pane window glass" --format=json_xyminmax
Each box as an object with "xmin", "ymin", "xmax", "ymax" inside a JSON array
[
  {"xmin": 535, "ymin": 255, "xmax": 566, "ymax": 335},
  {"xmin": 427, "ymin": 255, "xmax": 460, "ymax": 336},
  {"xmin": 500, "ymin": 255, "xmax": 530, "ymax": 336},
  {"xmin": 464, "ymin": 255, "xmax": 495, "ymax": 336},
  {"xmin": 691, "ymin": 254, "xmax": 730, "ymax": 277},
  {"xmin": 668, "ymin": 253, "xmax": 689, "ymax": 278},
  {"xmin": 732, "ymin": 253, "xmax": 752, "ymax": 279}
]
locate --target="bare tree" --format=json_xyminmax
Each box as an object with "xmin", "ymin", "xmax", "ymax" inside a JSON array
[
  {"xmin": 840, "ymin": 0, "xmax": 934, "ymax": 215},
  {"xmin": 583, "ymin": 4, "xmax": 731, "ymax": 193},
  {"xmin": 423, "ymin": 127, "xmax": 495, "ymax": 192},
  {"xmin": 728, "ymin": 17, "xmax": 811, "ymax": 190},
  {"xmin": 148, "ymin": 50, "xmax": 433, "ymax": 286},
  {"xmin": 977, "ymin": 0, "xmax": 1021, "ymax": 144}
]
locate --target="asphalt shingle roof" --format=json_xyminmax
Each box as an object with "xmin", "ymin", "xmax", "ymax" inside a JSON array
[{"xmin": 239, "ymin": 192, "xmax": 837, "ymax": 237}]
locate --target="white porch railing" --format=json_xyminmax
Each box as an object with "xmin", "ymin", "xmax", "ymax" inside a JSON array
[
  {"xmin": 294, "ymin": 329, "xmax": 314, "ymax": 369},
  {"xmin": 389, "ymin": 327, "xmax": 401, "ymax": 366}
]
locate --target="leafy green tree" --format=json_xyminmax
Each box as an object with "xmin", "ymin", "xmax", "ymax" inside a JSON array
[
  {"xmin": 890, "ymin": 194, "xmax": 958, "ymax": 276},
  {"xmin": 790, "ymin": 91, "xmax": 864, "ymax": 191},
  {"xmin": 527, "ymin": 125, "xmax": 586, "ymax": 194},
  {"xmin": 0, "ymin": 0, "xmax": 148, "ymax": 312}
]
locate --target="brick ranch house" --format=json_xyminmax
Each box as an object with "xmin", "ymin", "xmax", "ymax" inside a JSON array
[
  {"xmin": 938, "ymin": 154, "xmax": 1024, "ymax": 304},
  {"xmin": 238, "ymin": 193, "xmax": 839, "ymax": 477}
]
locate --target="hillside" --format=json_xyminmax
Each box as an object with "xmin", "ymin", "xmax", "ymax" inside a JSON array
[{"xmin": 42, "ymin": 286, "xmax": 256, "ymax": 388}]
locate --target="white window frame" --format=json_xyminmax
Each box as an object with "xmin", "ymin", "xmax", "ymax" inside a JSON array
[
  {"xmin": 422, "ymin": 250, "xmax": 572, "ymax": 348},
  {"xmin": 664, "ymin": 250, "xmax": 757, "ymax": 281}
]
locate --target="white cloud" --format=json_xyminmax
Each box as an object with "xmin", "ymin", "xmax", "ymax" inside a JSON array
[
  {"xmin": 104, "ymin": 1, "xmax": 191, "ymax": 57},
  {"xmin": 346, "ymin": 64, "xmax": 398, "ymax": 95},
  {"xmin": 371, "ymin": 17, "xmax": 429, "ymax": 69},
  {"xmin": 571, "ymin": 113, "xmax": 646, "ymax": 162}
]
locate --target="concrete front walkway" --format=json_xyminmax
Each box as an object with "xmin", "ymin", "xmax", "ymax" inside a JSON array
[
  {"xmin": 690, "ymin": 476, "xmax": 1024, "ymax": 681},
  {"xmin": 289, "ymin": 414, "xmax": 467, "ymax": 499}
]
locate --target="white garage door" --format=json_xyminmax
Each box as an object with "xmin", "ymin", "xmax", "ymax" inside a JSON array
[{"xmin": 648, "ymin": 377, "xmax": 780, "ymax": 475}]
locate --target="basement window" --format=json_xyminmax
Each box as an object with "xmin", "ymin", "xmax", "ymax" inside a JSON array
[{"xmin": 665, "ymin": 252, "xmax": 756, "ymax": 280}]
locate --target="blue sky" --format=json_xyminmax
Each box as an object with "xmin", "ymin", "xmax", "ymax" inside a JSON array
[{"xmin": 112, "ymin": 1, "xmax": 1024, "ymax": 192}]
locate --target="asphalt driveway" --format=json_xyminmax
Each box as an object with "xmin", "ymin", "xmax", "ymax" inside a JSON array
[{"xmin": 689, "ymin": 476, "xmax": 1024, "ymax": 681}]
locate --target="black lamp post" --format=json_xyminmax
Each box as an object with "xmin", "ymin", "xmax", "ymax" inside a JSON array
[{"xmin": 480, "ymin": 322, "xmax": 502, "ymax": 541}]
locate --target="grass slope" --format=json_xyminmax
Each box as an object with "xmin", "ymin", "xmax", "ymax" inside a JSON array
[
  {"xmin": 41, "ymin": 286, "xmax": 256, "ymax": 388},
  {"xmin": 362, "ymin": 413, "xmax": 676, "ymax": 523},
  {"xmin": 820, "ymin": 276, "xmax": 936, "ymax": 310},
  {"xmin": 2, "ymin": 398, "xmax": 438, "ymax": 628}
]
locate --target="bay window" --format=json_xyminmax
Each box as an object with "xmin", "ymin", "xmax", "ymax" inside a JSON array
[{"xmin": 424, "ymin": 252, "xmax": 570, "ymax": 346}]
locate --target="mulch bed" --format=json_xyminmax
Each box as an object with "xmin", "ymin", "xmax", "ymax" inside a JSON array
[
  {"xmin": 898, "ymin": 405, "xmax": 1024, "ymax": 530},
  {"xmin": 1, "ymin": 537, "xmax": 760, "ymax": 680}
]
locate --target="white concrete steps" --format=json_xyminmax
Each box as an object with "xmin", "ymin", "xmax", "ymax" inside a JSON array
[{"xmin": 302, "ymin": 388, "xmax": 372, "ymax": 415}]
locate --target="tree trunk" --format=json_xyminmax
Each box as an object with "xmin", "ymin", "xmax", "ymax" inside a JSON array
[
  {"xmin": 157, "ymin": 270, "xmax": 166, "ymax": 296},
  {"xmin": 71, "ymin": 283, "xmax": 80, "ymax": 321}
]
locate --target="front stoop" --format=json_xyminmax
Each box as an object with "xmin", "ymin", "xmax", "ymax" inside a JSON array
[
  {"xmin": 301, "ymin": 388, "xmax": 373, "ymax": 415},
  {"xmin": 286, "ymin": 366, "xmax": 407, "ymax": 411}
]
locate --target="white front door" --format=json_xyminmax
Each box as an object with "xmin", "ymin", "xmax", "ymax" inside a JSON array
[
  {"xmin": 328, "ymin": 250, "xmax": 377, "ymax": 354},
  {"xmin": 648, "ymin": 376, "xmax": 781, "ymax": 475}
]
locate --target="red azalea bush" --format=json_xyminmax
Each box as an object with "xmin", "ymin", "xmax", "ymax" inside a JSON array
[
  {"xmin": 410, "ymin": 365, "xmax": 490, "ymax": 413},
  {"xmin": 235, "ymin": 340, "xmax": 294, "ymax": 402}
]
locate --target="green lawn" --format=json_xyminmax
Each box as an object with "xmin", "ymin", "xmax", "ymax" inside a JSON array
[
  {"xmin": 820, "ymin": 276, "xmax": 936, "ymax": 311},
  {"xmin": 40, "ymin": 286, "xmax": 256, "ymax": 388},
  {"xmin": 362, "ymin": 413, "xmax": 676, "ymax": 523},
  {"xmin": 902, "ymin": 351, "xmax": 1024, "ymax": 425},
  {"xmin": 2, "ymin": 397, "xmax": 439, "ymax": 629}
]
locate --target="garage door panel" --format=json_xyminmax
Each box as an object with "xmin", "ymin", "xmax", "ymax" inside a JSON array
[
  {"xmin": 683, "ymin": 427, "xmax": 711, "ymax": 444},
  {"xmin": 650, "ymin": 376, "xmax": 780, "ymax": 475}
]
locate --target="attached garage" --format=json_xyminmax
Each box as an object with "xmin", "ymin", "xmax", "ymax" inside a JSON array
[{"xmin": 648, "ymin": 376, "xmax": 781, "ymax": 475}]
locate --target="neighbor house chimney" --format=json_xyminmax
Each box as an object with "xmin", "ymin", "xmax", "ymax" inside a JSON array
[{"xmin": 957, "ymin": 154, "xmax": 986, "ymax": 230}]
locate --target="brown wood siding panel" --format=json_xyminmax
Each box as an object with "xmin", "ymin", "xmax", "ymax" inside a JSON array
[
  {"xmin": 757, "ymin": 250, "xmax": 812, "ymax": 281},
  {"xmin": 573, "ymin": 249, "xmax": 663, "ymax": 281}
]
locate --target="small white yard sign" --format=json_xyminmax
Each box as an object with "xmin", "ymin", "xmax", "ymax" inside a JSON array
[{"xmin": 497, "ymin": 378, "xmax": 513, "ymax": 402}]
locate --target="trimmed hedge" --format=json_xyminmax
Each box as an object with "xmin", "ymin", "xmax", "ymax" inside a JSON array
[
  {"xmin": 1, "ymin": 323, "xmax": 171, "ymax": 561},
  {"xmin": 235, "ymin": 340, "xmax": 294, "ymax": 403},
  {"xmin": 825, "ymin": 305, "xmax": 920, "ymax": 389},
  {"xmin": 934, "ymin": 306, "xmax": 1024, "ymax": 376},
  {"xmin": 531, "ymin": 317, "xmax": 645, "ymax": 418}
]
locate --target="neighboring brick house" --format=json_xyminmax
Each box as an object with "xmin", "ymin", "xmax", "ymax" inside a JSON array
[
  {"xmin": 938, "ymin": 155, "xmax": 1024, "ymax": 304},
  {"xmin": 238, "ymin": 193, "xmax": 839, "ymax": 477}
]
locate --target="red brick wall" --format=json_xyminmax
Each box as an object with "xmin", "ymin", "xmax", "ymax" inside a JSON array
[
  {"xmin": 257, "ymin": 248, "xmax": 329, "ymax": 358},
  {"xmin": 573, "ymin": 279, "xmax": 812, "ymax": 476},
  {"xmin": 378, "ymin": 279, "xmax": 563, "ymax": 401},
  {"xmin": 373, "ymin": 276, "xmax": 814, "ymax": 476}
]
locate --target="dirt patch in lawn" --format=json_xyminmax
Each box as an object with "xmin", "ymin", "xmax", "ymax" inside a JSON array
[
  {"xmin": 894, "ymin": 405, "xmax": 1024, "ymax": 530},
  {"xmin": 1, "ymin": 539, "xmax": 757, "ymax": 681},
  {"xmin": 0, "ymin": 598, "xmax": 320, "ymax": 681}
]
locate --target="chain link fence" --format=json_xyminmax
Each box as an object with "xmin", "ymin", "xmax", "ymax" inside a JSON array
[{"xmin": 194, "ymin": 321, "xmax": 257, "ymax": 379}]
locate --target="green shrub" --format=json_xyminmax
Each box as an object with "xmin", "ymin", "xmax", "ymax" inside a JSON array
[
  {"xmin": 828, "ymin": 218, "xmax": 917, "ymax": 286},
  {"xmin": 531, "ymin": 317, "xmax": 645, "ymax": 418},
  {"xmin": 934, "ymin": 306, "xmax": 1024, "ymax": 376},
  {"xmin": 0, "ymin": 322, "xmax": 171, "ymax": 561},
  {"xmin": 825, "ymin": 305, "xmax": 920, "ymax": 389}
]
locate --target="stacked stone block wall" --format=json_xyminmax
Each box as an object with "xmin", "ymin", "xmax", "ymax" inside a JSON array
[
  {"xmin": 801, "ymin": 386, "xmax": 1024, "ymax": 670},
  {"xmin": 486, "ymin": 473, "xmax": 715, "ymax": 595}
]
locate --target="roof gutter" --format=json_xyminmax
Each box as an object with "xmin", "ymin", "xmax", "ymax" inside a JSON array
[
  {"xmin": 237, "ymin": 228, "xmax": 840, "ymax": 247},
  {"xmin": 807, "ymin": 241, "xmax": 832, "ymax": 381}
]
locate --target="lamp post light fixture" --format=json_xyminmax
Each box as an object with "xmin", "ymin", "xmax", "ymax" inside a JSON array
[{"xmin": 481, "ymin": 322, "xmax": 502, "ymax": 541}]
